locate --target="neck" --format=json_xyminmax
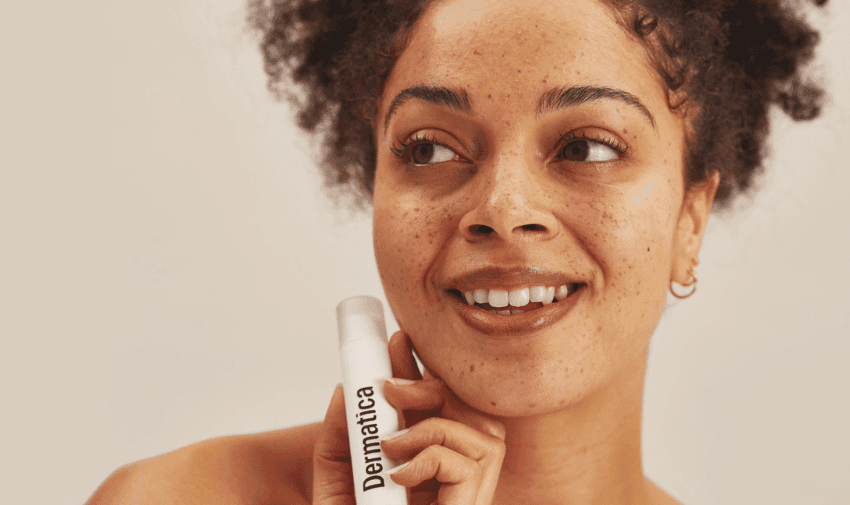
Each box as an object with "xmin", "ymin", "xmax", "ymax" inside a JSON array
[{"xmin": 492, "ymin": 351, "xmax": 651, "ymax": 505}]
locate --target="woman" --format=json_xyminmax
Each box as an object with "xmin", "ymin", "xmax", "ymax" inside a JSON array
[{"xmin": 88, "ymin": 0, "xmax": 826, "ymax": 503}]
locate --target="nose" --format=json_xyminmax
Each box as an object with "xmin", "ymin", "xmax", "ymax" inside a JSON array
[{"xmin": 458, "ymin": 157, "xmax": 560, "ymax": 242}]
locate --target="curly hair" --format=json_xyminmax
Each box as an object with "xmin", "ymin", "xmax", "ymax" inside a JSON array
[{"xmin": 246, "ymin": 0, "xmax": 826, "ymax": 210}]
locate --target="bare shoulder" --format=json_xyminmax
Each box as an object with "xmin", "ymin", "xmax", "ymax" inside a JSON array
[
  {"xmin": 238, "ymin": 422, "xmax": 323, "ymax": 503},
  {"xmin": 86, "ymin": 422, "xmax": 323, "ymax": 505}
]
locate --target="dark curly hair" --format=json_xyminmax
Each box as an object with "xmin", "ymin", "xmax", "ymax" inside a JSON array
[{"xmin": 246, "ymin": 0, "xmax": 826, "ymax": 210}]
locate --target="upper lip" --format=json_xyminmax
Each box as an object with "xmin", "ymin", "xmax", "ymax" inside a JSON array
[{"xmin": 439, "ymin": 266, "xmax": 580, "ymax": 292}]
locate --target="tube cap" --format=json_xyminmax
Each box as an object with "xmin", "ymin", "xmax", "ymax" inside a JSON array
[{"xmin": 336, "ymin": 296, "xmax": 388, "ymax": 346}]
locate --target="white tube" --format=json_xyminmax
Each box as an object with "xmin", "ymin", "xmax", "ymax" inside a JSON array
[{"xmin": 337, "ymin": 296, "xmax": 408, "ymax": 505}]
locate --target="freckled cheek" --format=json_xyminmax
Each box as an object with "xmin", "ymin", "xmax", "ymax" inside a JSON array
[
  {"xmin": 374, "ymin": 197, "xmax": 449, "ymax": 308},
  {"xmin": 586, "ymin": 204, "xmax": 672, "ymax": 296}
]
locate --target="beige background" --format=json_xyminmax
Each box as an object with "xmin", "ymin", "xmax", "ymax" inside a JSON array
[{"xmin": 1, "ymin": 1, "xmax": 848, "ymax": 504}]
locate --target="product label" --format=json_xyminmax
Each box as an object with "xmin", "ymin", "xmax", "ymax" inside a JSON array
[
  {"xmin": 355, "ymin": 386, "xmax": 385, "ymax": 491},
  {"xmin": 340, "ymin": 336, "xmax": 408, "ymax": 504}
]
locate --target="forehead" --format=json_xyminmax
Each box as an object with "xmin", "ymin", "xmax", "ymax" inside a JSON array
[{"xmin": 380, "ymin": 0, "xmax": 669, "ymax": 125}]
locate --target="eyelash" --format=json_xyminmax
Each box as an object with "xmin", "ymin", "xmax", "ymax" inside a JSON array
[
  {"xmin": 556, "ymin": 130, "xmax": 627, "ymax": 159},
  {"xmin": 390, "ymin": 132, "xmax": 448, "ymax": 162},
  {"xmin": 390, "ymin": 129, "xmax": 628, "ymax": 163}
]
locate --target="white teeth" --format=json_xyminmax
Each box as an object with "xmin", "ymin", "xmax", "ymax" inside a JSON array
[
  {"xmin": 555, "ymin": 284, "xmax": 569, "ymax": 301},
  {"xmin": 462, "ymin": 284, "xmax": 579, "ymax": 309},
  {"xmin": 529, "ymin": 286, "xmax": 547, "ymax": 302},
  {"xmin": 488, "ymin": 290, "xmax": 510, "ymax": 308},
  {"xmin": 463, "ymin": 291, "xmax": 475, "ymax": 305},
  {"xmin": 542, "ymin": 286, "xmax": 556, "ymax": 305},
  {"xmin": 508, "ymin": 287, "xmax": 530, "ymax": 307}
]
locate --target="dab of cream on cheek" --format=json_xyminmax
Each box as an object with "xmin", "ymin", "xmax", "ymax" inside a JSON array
[{"xmin": 337, "ymin": 296, "xmax": 408, "ymax": 505}]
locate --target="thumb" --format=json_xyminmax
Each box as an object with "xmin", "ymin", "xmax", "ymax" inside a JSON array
[
  {"xmin": 388, "ymin": 331, "xmax": 423, "ymax": 381},
  {"xmin": 312, "ymin": 385, "xmax": 356, "ymax": 505}
]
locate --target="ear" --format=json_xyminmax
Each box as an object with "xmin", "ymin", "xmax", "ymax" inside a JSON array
[{"xmin": 671, "ymin": 171, "xmax": 720, "ymax": 284}]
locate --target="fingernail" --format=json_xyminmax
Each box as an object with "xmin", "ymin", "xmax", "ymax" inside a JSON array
[
  {"xmin": 381, "ymin": 428, "xmax": 409, "ymax": 441},
  {"xmin": 386, "ymin": 378, "xmax": 416, "ymax": 386},
  {"xmin": 388, "ymin": 461, "xmax": 410, "ymax": 475}
]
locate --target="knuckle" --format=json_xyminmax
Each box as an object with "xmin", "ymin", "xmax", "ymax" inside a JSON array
[
  {"xmin": 412, "ymin": 417, "xmax": 449, "ymax": 442},
  {"xmin": 490, "ymin": 436, "xmax": 506, "ymax": 455}
]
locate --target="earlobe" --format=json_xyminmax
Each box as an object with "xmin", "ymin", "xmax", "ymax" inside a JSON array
[{"xmin": 671, "ymin": 171, "xmax": 720, "ymax": 286}]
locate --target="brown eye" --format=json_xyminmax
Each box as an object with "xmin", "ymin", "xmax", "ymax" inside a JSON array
[
  {"xmin": 409, "ymin": 143, "xmax": 457, "ymax": 166},
  {"xmin": 559, "ymin": 139, "xmax": 619, "ymax": 162},
  {"xmin": 561, "ymin": 140, "xmax": 590, "ymax": 161},
  {"xmin": 411, "ymin": 143, "xmax": 435, "ymax": 164}
]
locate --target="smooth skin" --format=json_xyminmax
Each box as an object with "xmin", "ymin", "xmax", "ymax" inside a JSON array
[{"xmin": 87, "ymin": 0, "xmax": 718, "ymax": 503}]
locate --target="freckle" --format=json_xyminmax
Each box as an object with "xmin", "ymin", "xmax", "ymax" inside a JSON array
[
  {"xmin": 470, "ymin": 364, "xmax": 475, "ymax": 372},
  {"xmin": 559, "ymin": 399, "xmax": 566, "ymax": 405},
  {"xmin": 597, "ymin": 326, "xmax": 602, "ymax": 332},
  {"xmin": 647, "ymin": 247, "xmax": 651, "ymax": 252},
  {"xmin": 491, "ymin": 401, "xmax": 497, "ymax": 406}
]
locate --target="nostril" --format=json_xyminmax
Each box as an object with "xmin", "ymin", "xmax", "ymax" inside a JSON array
[
  {"xmin": 469, "ymin": 224, "xmax": 495, "ymax": 235},
  {"xmin": 520, "ymin": 224, "xmax": 546, "ymax": 232}
]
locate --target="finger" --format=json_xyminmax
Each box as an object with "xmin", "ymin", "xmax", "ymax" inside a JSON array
[
  {"xmin": 383, "ymin": 378, "xmax": 445, "ymax": 412},
  {"xmin": 384, "ymin": 418, "xmax": 505, "ymax": 505},
  {"xmin": 384, "ymin": 378, "xmax": 506, "ymax": 440},
  {"xmin": 383, "ymin": 375, "xmax": 445, "ymax": 429},
  {"xmin": 312, "ymin": 385, "xmax": 355, "ymax": 505},
  {"xmin": 389, "ymin": 331, "xmax": 423, "ymax": 381},
  {"xmin": 389, "ymin": 445, "xmax": 481, "ymax": 505},
  {"xmin": 381, "ymin": 417, "xmax": 505, "ymax": 465},
  {"xmin": 387, "ymin": 332, "xmax": 428, "ymax": 428}
]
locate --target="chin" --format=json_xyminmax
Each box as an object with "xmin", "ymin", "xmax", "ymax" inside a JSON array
[{"xmin": 422, "ymin": 353, "xmax": 600, "ymax": 418}]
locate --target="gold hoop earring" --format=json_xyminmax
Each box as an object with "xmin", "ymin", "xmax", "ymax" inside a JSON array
[{"xmin": 670, "ymin": 263, "xmax": 698, "ymax": 299}]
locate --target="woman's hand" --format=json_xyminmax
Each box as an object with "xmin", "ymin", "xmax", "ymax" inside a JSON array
[
  {"xmin": 381, "ymin": 380, "xmax": 507, "ymax": 505},
  {"xmin": 382, "ymin": 332, "xmax": 506, "ymax": 505},
  {"xmin": 312, "ymin": 331, "xmax": 505, "ymax": 505}
]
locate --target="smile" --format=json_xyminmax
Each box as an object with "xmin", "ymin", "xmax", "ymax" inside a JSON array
[
  {"xmin": 438, "ymin": 266, "xmax": 587, "ymax": 335},
  {"xmin": 451, "ymin": 284, "xmax": 584, "ymax": 314}
]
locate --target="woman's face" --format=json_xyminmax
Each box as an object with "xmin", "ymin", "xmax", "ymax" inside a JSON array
[{"xmin": 373, "ymin": 0, "xmax": 714, "ymax": 416}]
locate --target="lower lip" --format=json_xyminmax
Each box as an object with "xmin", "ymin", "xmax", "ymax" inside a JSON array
[{"xmin": 446, "ymin": 287, "xmax": 585, "ymax": 337}]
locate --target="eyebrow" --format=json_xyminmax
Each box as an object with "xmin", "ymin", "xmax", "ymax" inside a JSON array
[
  {"xmin": 382, "ymin": 83, "xmax": 655, "ymax": 131},
  {"xmin": 384, "ymin": 85, "xmax": 472, "ymax": 130},
  {"xmin": 538, "ymin": 85, "xmax": 656, "ymax": 128}
]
